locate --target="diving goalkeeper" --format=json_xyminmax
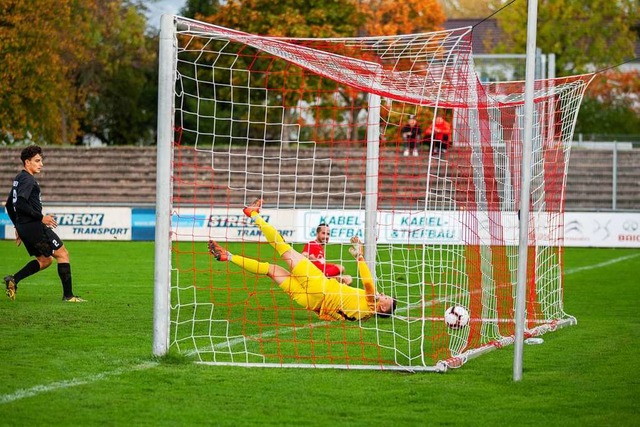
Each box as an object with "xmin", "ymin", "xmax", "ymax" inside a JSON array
[{"xmin": 208, "ymin": 199, "xmax": 397, "ymax": 321}]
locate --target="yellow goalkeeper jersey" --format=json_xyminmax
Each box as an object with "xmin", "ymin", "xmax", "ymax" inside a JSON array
[
  {"xmin": 291, "ymin": 258, "xmax": 377, "ymax": 322},
  {"xmin": 317, "ymin": 279, "xmax": 376, "ymax": 321}
]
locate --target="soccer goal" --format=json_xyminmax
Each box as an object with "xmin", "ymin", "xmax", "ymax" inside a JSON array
[{"xmin": 153, "ymin": 15, "xmax": 591, "ymax": 371}]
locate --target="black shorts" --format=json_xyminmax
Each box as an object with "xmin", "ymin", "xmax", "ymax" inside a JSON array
[{"xmin": 16, "ymin": 222, "xmax": 64, "ymax": 257}]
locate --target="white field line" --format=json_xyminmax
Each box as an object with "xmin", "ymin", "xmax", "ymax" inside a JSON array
[
  {"xmin": 400, "ymin": 252, "xmax": 640, "ymax": 315},
  {"xmin": 564, "ymin": 252, "xmax": 640, "ymax": 275},
  {"xmin": 3, "ymin": 252, "xmax": 637, "ymax": 404},
  {"xmin": 0, "ymin": 324, "xmax": 326, "ymax": 404},
  {"xmin": 0, "ymin": 361, "xmax": 158, "ymax": 405}
]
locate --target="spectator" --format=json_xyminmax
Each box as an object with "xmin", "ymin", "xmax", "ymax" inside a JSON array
[
  {"xmin": 401, "ymin": 114, "xmax": 422, "ymax": 157},
  {"xmin": 424, "ymin": 115, "xmax": 452, "ymax": 155},
  {"xmin": 302, "ymin": 223, "xmax": 352, "ymax": 286}
]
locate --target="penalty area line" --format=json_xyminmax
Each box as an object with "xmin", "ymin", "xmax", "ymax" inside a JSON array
[
  {"xmin": 564, "ymin": 252, "xmax": 640, "ymax": 275},
  {"xmin": 0, "ymin": 361, "xmax": 159, "ymax": 405},
  {"xmin": 400, "ymin": 252, "xmax": 640, "ymax": 315}
]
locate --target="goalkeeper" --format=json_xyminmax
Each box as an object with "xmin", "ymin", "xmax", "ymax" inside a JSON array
[{"xmin": 208, "ymin": 199, "xmax": 396, "ymax": 321}]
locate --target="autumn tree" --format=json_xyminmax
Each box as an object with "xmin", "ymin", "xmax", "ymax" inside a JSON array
[
  {"xmin": 0, "ymin": 0, "xmax": 93, "ymax": 144},
  {"xmin": 358, "ymin": 0, "xmax": 446, "ymax": 36},
  {"xmin": 186, "ymin": 0, "xmax": 365, "ymax": 144},
  {"xmin": 353, "ymin": 0, "xmax": 447, "ymax": 141},
  {"xmin": 179, "ymin": 0, "xmax": 448, "ymax": 143},
  {"xmin": 0, "ymin": 0, "xmax": 154, "ymax": 145},
  {"xmin": 575, "ymin": 70, "xmax": 640, "ymax": 138},
  {"xmin": 207, "ymin": 0, "xmax": 364, "ymax": 38},
  {"xmin": 494, "ymin": 0, "xmax": 640, "ymax": 76}
]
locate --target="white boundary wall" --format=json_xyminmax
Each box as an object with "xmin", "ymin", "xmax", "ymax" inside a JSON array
[{"xmin": 1, "ymin": 207, "xmax": 638, "ymax": 248}]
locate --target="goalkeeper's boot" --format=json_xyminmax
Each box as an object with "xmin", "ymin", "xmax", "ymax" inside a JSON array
[
  {"xmin": 63, "ymin": 296, "xmax": 87, "ymax": 303},
  {"xmin": 349, "ymin": 236, "xmax": 364, "ymax": 259},
  {"xmin": 208, "ymin": 240, "xmax": 228, "ymax": 261},
  {"xmin": 242, "ymin": 198, "xmax": 263, "ymax": 218},
  {"xmin": 4, "ymin": 275, "xmax": 16, "ymax": 301}
]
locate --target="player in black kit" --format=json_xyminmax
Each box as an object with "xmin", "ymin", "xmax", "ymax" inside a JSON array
[{"xmin": 4, "ymin": 145, "xmax": 85, "ymax": 302}]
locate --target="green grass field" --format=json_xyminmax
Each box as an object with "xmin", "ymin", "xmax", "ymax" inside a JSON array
[{"xmin": 0, "ymin": 241, "xmax": 638, "ymax": 426}]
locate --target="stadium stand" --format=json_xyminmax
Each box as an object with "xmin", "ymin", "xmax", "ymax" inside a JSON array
[{"xmin": 0, "ymin": 145, "xmax": 638, "ymax": 210}]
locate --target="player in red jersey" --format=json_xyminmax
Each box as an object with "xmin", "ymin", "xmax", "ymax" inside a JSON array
[{"xmin": 302, "ymin": 223, "xmax": 352, "ymax": 285}]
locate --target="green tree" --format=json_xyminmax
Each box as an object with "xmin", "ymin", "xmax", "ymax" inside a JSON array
[
  {"xmin": 79, "ymin": 2, "xmax": 157, "ymax": 145},
  {"xmin": 437, "ymin": 0, "xmax": 503, "ymax": 19},
  {"xmin": 179, "ymin": 0, "xmax": 220, "ymax": 19},
  {"xmin": 209, "ymin": 0, "xmax": 364, "ymax": 38},
  {"xmin": 495, "ymin": 0, "xmax": 640, "ymax": 76}
]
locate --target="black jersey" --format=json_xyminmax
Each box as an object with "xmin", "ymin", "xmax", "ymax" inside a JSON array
[
  {"xmin": 5, "ymin": 170, "xmax": 44, "ymax": 225},
  {"xmin": 400, "ymin": 123, "xmax": 422, "ymax": 142}
]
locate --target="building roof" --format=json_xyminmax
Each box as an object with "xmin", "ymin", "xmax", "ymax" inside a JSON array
[{"xmin": 443, "ymin": 18, "xmax": 512, "ymax": 55}]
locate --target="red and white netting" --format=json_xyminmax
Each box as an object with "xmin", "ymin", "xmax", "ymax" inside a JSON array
[{"xmin": 167, "ymin": 16, "xmax": 589, "ymax": 370}]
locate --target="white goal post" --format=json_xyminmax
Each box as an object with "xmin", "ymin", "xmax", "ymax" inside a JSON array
[{"xmin": 153, "ymin": 14, "xmax": 592, "ymax": 371}]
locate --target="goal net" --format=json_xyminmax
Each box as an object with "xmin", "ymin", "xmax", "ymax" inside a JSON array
[{"xmin": 155, "ymin": 16, "xmax": 590, "ymax": 371}]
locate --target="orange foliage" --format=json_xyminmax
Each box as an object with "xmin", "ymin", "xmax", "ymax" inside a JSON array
[
  {"xmin": 358, "ymin": 0, "xmax": 446, "ymax": 36},
  {"xmin": 587, "ymin": 70, "xmax": 640, "ymax": 112}
]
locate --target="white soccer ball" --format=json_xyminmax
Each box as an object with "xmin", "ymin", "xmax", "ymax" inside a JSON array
[{"xmin": 444, "ymin": 306, "xmax": 470, "ymax": 329}]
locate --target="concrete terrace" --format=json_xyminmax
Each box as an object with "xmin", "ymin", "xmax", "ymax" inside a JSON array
[{"xmin": 0, "ymin": 145, "xmax": 638, "ymax": 211}]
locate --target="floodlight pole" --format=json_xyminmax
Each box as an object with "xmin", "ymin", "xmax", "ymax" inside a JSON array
[
  {"xmin": 514, "ymin": 0, "xmax": 539, "ymax": 381},
  {"xmin": 153, "ymin": 14, "xmax": 175, "ymax": 357}
]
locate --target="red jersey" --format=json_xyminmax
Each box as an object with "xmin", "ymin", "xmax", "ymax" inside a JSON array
[
  {"xmin": 302, "ymin": 241, "xmax": 342, "ymax": 277},
  {"xmin": 425, "ymin": 117, "xmax": 452, "ymax": 141}
]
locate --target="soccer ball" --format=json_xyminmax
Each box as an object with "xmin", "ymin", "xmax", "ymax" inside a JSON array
[{"xmin": 444, "ymin": 306, "xmax": 470, "ymax": 329}]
